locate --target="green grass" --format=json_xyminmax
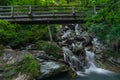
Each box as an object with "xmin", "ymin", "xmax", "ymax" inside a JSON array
[{"xmin": 20, "ymin": 53, "xmax": 40, "ymax": 78}]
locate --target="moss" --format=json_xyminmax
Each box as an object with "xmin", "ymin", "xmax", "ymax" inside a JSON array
[
  {"xmin": 20, "ymin": 53, "xmax": 40, "ymax": 79},
  {"xmin": 0, "ymin": 53, "xmax": 40, "ymax": 80},
  {"xmin": 0, "ymin": 63, "xmax": 18, "ymax": 80},
  {"xmin": 36, "ymin": 41, "xmax": 63, "ymax": 59}
]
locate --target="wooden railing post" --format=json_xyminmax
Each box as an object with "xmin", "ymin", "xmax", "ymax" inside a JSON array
[
  {"xmin": 48, "ymin": 24, "xmax": 53, "ymax": 42},
  {"xmin": 93, "ymin": 6, "xmax": 97, "ymax": 14},
  {"xmin": 28, "ymin": 5, "xmax": 32, "ymax": 16},
  {"xmin": 52, "ymin": 6, "xmax": 55, "ymax": 16},
  {"xmin": 72, "ymin": 6, "xmax": 75, "ymax": 15},
  {"xmin": 11, "ymin": 6, "xmax": 14, "ymax": 17}
]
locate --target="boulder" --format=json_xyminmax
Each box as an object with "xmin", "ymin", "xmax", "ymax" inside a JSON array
[
  {"xmin": 0, "ymin": 49, "xmax": 27, "ymax": 65},
  {"xmin": 12, "ymin": 73, "xmax": 29, "ymax": 80},
  {"xmin": 37, "ymin": 60, "xmax": 70, "ymax": 79},
  {"xmin": 32, "ymin": 50, "xmax": 70, "ymax": 79}
]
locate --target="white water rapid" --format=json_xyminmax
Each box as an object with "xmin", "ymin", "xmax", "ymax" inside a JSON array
[
  {"xmin": 63, "ymin": 46, "xmax": 114, "ymax": 76},
  {"xmin": 63, "ymin": 47, "xmax": 84, "ymax": 71}
]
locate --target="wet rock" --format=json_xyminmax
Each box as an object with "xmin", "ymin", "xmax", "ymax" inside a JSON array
[
  {"xmin": 29, "ymin": 50, "xmax": 46, "ymax": 58},
  {"xmin": 12, "ymin": 73, "xmax": 29, "ymax": 80},
  {"xmin": 25, "ymin": 44, "xmax": 38, "ymax": 50},
  {"xmin": 57, "ymin": 24, "xmax": 93, "ymax": 72},
  {"xmin": 37, "ymin": 60, "xmax": 70, "ymax": 79},
  {"xmin": 0, "ymin": 49, "xmax": 27, "ymax": 65},
  {"xmin": 117, "ymin": 58, "xmax": 120, "ymax": 64},
  {"xmin": 108, "ymin": 57, "xmax": 120, "ymax": 64},
  {"xmin": 2, "ymin": 70, "xmax": 16, "ymax": 78},
  {"xmin": 92, "ymin": 38, "xmax": 104, "ymax": 54}
]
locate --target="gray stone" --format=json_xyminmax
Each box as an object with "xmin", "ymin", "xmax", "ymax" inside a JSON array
[
  {"xmin": 117, "ymin": 58, "xmax": 120, "ymax": 64},
  {"xmin": 37, "ymin": 60, "xmax": 69, "ymax": 79},
  {"xmin": 12, "ymin": 73, "xmax": 29, "ymax": 80}
]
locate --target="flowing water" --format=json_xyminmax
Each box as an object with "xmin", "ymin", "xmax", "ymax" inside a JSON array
[{"xmin": 63, "ymin": 46, "xmax": 116, "ymax": 74}]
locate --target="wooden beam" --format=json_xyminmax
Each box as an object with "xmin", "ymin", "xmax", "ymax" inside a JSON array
[
  {"xmin": 48, "ymin": 24, "xmax": 53, "ymax": 41},
  {"xmin": 11, "ymin": 6, "xmax": 14, "ymax": 17}
]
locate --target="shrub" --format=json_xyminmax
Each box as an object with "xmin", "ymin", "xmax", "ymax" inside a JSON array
[
  {"xmin": 0, "ymin": 20, "xmax": 58, "ymax": 48},
  {"xmin": 36, "ymin": 41, "xmax": 63, "ymax": 59},
  {"xmin": 20, "ymin": 53, "xmax": 40, "ymax": 78},
  {"xmin": 33, "ymin": 27, "xmax": 49, "ymax": 41}
]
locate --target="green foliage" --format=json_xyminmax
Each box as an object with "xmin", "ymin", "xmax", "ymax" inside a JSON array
[
  {"xmin": 10, "ymin": 0, "xmax": 57, "ymax": 6},
  {"xmin": 86, "ymin": 0, "xmax": 120, "ymax": 42},
  {"xmin": 36, "ymin": 41, "xmax": 62, "ymax": 59},
  {"xmin": 106, "ymin": 24, "xmax": 120, "ymax": 41},
  {"xmin": 0, "ymin": 20, "xmax": 58, "ymax": 48},
  {"xmin": 9, "ymin": 0, "xmax": 82, "ymax": 6},
  {"xmin": 88, "ymin": 23, "xmax": 109, "ymax": 41},
  {"xmin": 85, "ymin": 0, "xmax": 120, "ymax": 56},
  {"xmin": 0, "ymin": 0, "xmax": 10, "ymax": 5},
  {"xmin": 57, "ymin": 0, "xmax": 67, "ymax": 5},
  {"xmin": 0, "ymin": 54, "xmax": 39, "ymax": 80},
  {"xmin": 0, "ymin": 20, "xmax": 19, "ymax": 45},
  {"xmin": 32, "ymin": 25, "xmax": 49, "ymax": 41},
  {"xmin": 86, "ymin": 0, "xmax": 108, "ymax": 6},
  {"xmin": 21, "ymin": 53, "xmax": 40, "ymax": 78},
  {"xmin": 1, "ymin": 64, "xmax": 18, "ymax": 80}
]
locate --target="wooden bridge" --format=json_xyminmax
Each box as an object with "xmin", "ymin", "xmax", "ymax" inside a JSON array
[
  {"xmin": 0, "ymin": 5, "xmax": 96, "ymax": 24},
  {"xmin": 0, "ymin": 5, "xmax": 99, "ymax": 41}
]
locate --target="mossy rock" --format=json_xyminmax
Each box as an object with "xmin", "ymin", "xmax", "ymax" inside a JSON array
[
  {"xmin": 20, "ymin": 53, "xmax": 40, "ymax": 78},
  {"xmin": 0, "ymin": 53, "xmax": 40, "ymax": 80},
  {"xmin": 0, "ymin": 64, "xmax": 18, "ymax": 80},
  {"xmin": 36, "ymin": 41, "xmax": 63, "ymax": 59}
]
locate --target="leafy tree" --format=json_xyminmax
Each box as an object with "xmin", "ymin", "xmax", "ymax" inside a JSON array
[
  {"xmin": 0, "ymin": 0, "xmax": 10, "ymax": 5},
  {"xmin": 86, "ymin": 0, "xmax": 120, "ymax": 53},
  {"xmin": 0, "ymin": 20, "xmax": 58, "ymax": 48},
  {"xmin": 10, "ymin": 0, "xmax": 57, "ymax": 6}
]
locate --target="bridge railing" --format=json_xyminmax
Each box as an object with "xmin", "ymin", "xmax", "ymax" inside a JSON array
[
  {"xmin": 0, "ymin": 5, "xmax": 81, "ymax": 18},
  {"xmin": 0, "ymin": 5, "xmax": 102, "ymax": 22}
]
